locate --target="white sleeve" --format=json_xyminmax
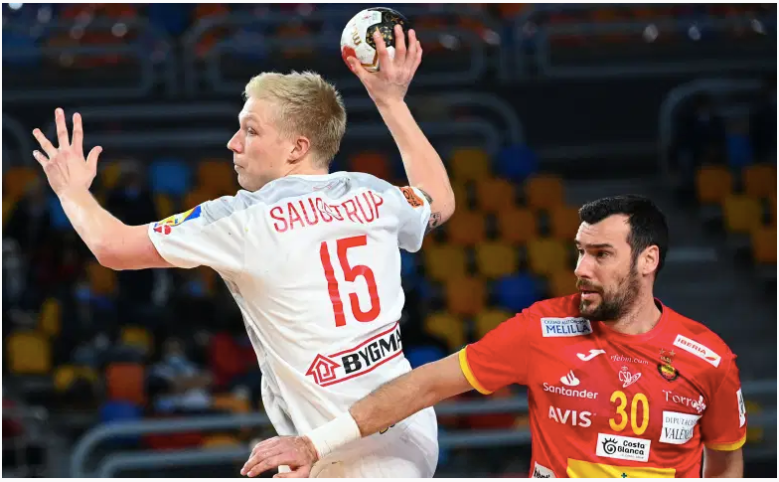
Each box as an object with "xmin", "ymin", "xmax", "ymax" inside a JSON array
[
  {"xmin": 147, "ymin": 195, "xmax": 246, "ymax": 275},
  {"xmin": 389, "ymin": 186, "xmax": 432, "ymax": 253}
]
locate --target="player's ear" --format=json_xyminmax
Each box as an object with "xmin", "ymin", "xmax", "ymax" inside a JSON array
[
  {"xmin": 640, "ymin": 245, "xmax": 660, "ymax": 276},
  {"xmin": 288, "ymin": 135, "xmax": 312, "ymax": 164}
]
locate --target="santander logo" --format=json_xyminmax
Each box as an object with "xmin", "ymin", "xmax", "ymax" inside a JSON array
[{"xmin": 673, "ymin": 334, "xmax": 721, "ymax": 367}]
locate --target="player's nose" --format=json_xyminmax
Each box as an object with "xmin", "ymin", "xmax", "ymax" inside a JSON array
[
  {"xmin": 227, "ymin": 132, "xmax": 242, "ymax": 153},
  {"xmin": 574, "ymin": 256, "xmax": 593, "ymax": 280}
]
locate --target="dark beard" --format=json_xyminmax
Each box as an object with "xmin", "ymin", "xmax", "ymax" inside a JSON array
[{"xmin": 579, "ymin": 268, "xmax": 641, "ymax": 322}]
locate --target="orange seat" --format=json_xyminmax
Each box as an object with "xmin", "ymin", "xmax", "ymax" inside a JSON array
[
  {"xmin": 87, "ymin": 261, "xmax": 117, "ymax": 296},
  {"xmin": 203, "ymin": 434, "xmax": 241, "ymax": 448},
  {"xmin": 197, "ymin": 160, "xmax": 237, "ymax": 195},
  {"xmin": 770, "ymin": 192, "xmax": 777, "ymax": 227},
  {"xmin": 184, "ymin": 189, "xmax": 215, "ymax": 210},
  {"xmin": 528, "ymin": 238, "xmax": 571, "ymax": 276},
  {"xmin": 423, "ymin": 244, "xmax": 468, "ymax": 282},
  {"xmin": 447, "ymin": 210, "xmax": 486, "ymax": 246},
  {"xmin": 475, "ymin": 178, "xmax": 516, "ymax": 213},
  {"xmin": 7, "ymin": 332, "xmax": 51, "ymax": 375},
  {"xmin": 350, "ymin": 152, "xmax": 392, "ymax": 180},
  {"xmin": 450, "ymin": 148, "xmax": 491, "ymax": 182},
  {"xmin": 54, "ymin": 365, "xmax": 98, "ymax": 392},
  {"xmin": 549, "ymin": 269, "xmax": 579, "ymax": 298},
  {"xmin": 277, "ymin": 23, "xmax": 315, "ymax": 59},
  {"xmin": 743, "ymin": 164, "xmax": 777, "ymax": 199},
  {"xmin": 474, "ymin": 309, "xmax": 512, "ymax": 339},
  {"xmin": 525, "ymin": 175, "xmax": 565, "ymax": 210},
  {"xmin": 38, "ymin": 298, "xmax": 61, "ymax": 338},
  {"xmin": 424, "ymin": 312, "xmax": 465, "ymax": 351},
  {"xmin": 498, "ymin": 208, "xmax": 538, "ymax": 244},
  {"xmin": 121, "ymin": 326, "xmax": 153, "ymax": 353},
  {"xmin": 452, "ymin": 182, "xmax": 469, "ymax": 210},
  {"xmin": 445, "ymin": 277, "xmax": 486, "ymax": 317},
  {"xmin": 106, "ymin": 363, "xmax": 145, "ymax": 405},
  {"xmin": 752, "ymin": 226, "xmax": 777, "ymax": 264},
  {"xmin": 3, "ymin": 198, "xmax": 17, "ymax": 227},
  {"xmin": 696, "ymin": 166, "xmax": 733, "ymax": 204},
  {"xmin": 550, "ymin": 205, "xmax": 581, "ymax": 241},
  {"xmin": 3, "ymin": 167, "xmax": 38, "ymax": 202},
  {"xmin": 212, "ymin": 393, "xmax": 251, "ymax": 414},
  {"xmin": 475, "ymin": 242, "xmax": 517, "ymax": 279},
  {"xmin": 723, "ymin": 195, "xmax": 762, "ymax": 234}
]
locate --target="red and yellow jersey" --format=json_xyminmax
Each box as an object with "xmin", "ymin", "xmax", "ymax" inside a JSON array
[{"xmin": 460, "ymin": 295, "xmax": 747, "ymax": 478}]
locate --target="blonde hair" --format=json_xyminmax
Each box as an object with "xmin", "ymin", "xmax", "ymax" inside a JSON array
[{"xmin": 244, "ymin": 71, "xmax": 347, "ymax": 168}]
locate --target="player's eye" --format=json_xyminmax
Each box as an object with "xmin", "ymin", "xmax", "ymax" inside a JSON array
[
  {"xmin": 246, "ymin": 127, "xmax": 257, "ymax": 136},
  {"xmin": 596, "ymin": 251, "xmax": 610, "ymax": 259}
]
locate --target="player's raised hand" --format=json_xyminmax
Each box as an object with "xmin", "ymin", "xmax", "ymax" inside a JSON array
[
  {"xmin": 32, "ymin": 108, "xmax": 103, "ymax": 197},
  {"xmin": 241, "ymin": 436, "xmax": 317, "ymax": 478},
  {"xmin": 347, "ymin": 25, "xmax": 423, "ymax": 107}
]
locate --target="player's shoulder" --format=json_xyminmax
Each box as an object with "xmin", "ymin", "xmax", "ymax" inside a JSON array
[
  {"xmin": 200, "ymin": 190, "xmax": 264, "ymax": 221},
  {"xmin": 343, "ymin": 171, "xmax": 397, "ymax": 193},
  {"xmin": 659, "ymin": 302, "xmax": 735, "ymax": 371},
  {"xmin": 521, "ymin": 295, "xmax": 593, "ymax": 339}
]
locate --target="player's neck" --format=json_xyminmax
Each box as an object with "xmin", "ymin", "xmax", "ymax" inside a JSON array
[
  {"xmin": 605, "ymin": 294, "xmax": 662, "ymax": 336},
  {"xmin": 284, "ymin": 163, "xmax": 329, "ymax": 178}
]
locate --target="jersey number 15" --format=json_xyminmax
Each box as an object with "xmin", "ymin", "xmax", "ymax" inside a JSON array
[{"xmin": 319, "ymin": 235, "xmax": 381, "ymax": 327}]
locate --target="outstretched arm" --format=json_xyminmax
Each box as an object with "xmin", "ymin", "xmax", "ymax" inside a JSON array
[
  {"xmin": 241, "ymin": 354, "xmax": 472, "ymax": 477},
  {"xmin": 348, "ymin": 27, "xmax": 455, "ymax": 232},
  {"xmin": 33, "ymin": 109, "xmax": 171, "ymax": 271}
]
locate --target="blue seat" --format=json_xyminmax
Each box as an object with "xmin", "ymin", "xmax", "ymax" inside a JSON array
[
  {"xmin": 405, "ymin": 345, "xmax": 446, "ymax": 369},
  {"xmin": 494, "ymin": 273, "xmax": 541, "ymax": 313},
  {"xmin": 400, "ymin": 251, "xmax": 417, "ymax": 279},
  {"xmin": 99, "ymin": 401, "xmax": 142, "ymax": 446},
  {"xmin": 149, "ymin": 158, "xmax": 191, "ymax": 197},
  {"xmin": 48, "ymin": 196, "xmax": 71, "ymax": 230},
  {"xmin": 495, "ymin": 144, "xmax": 538, "ymax": 182},
  {"xmin": 727, "ymin": 133, "xmax": 754, "ymax": 169}
]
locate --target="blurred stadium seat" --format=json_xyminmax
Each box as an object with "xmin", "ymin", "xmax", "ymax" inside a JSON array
[
  {"xmin": 445, "ymin": 276, "xmax": 486, "ymax": 316},
  {"xmin": 450, "ymin": 147, "xmax": 491, "ymax": 182},
  {"xmin": 498, "ymin": 207, "xmax": 538, "ymax": 244},
  {"xmin": 696, "ymin": 166, "xmax": 733, "ymax": 205},
  {"xmin": 525, "ymin": 175, "xmax": 565, "ymax": 211},
  {"xmin": 7, "ymin": 331, "xmax": 51, "ymax": 375},
  {"xmin": 447, "ymin": 210, "xmax": 486, "ymax": 246},
  {"xmin": 423, "ymin": 243, "xmax": 468, "ymax": 282},
  {"xmin": 475, "ymin": 309, "xmax": 512, "ymax": 339},
  {"xmin": 106, "ymin": 363, "xmax": 146, "ymax": 405},
  {"xmin": 527, "ymin": 237, "xmax": 570, "ymax": 276},
  {"xmin": 424, "ymin": 312, "xmax": 465, "ymax": 351},
  {"xmin": 723, "ymin": 194, "xmax": 763, "ymax": 234},
  {"xmin": 475, "ymin": 241, "xmax": 518, "ymax": 279}
]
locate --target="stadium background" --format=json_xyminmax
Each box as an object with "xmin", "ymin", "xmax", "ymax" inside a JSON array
[{"xmin": 2, "ymin": 2, "xmax": 776, "ymax": 478}]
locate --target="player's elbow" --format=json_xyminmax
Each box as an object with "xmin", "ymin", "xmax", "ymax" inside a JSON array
[
  {"xmin": 94, "ymin": 243, "xmax": 131, "ymax": 271},
  {"xmin": 435, "ymin": 188, "xmax": 456, "ymax": 225}
]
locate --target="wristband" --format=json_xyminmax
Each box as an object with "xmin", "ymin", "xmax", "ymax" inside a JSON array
[{"xmin": 305, "ymin": 412, "xmax": 362, "ymax": 460}]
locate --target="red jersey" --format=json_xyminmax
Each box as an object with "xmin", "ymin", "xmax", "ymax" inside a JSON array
[{"xmin": 459, "ymin": 295, "xmax": 747, "ymax": 478}]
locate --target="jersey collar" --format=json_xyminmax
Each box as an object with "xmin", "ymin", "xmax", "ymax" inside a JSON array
[{"xmin": 593, "ymin": 298, "xmax": 670, "ymax": 343}]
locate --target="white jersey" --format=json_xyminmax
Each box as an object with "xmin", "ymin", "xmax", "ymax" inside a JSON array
[{"xmin": 148, "ymin": 172, "xmax": 438, "ymax": 467}]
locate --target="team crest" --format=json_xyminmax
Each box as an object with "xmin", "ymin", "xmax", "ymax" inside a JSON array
[
  {"xmin": 152, "ymin": 205, "xmax": 202, "ymax": 235},
  {"xmin": 657, "ymin": 348, "xmax": 679, "ymax": 381}
]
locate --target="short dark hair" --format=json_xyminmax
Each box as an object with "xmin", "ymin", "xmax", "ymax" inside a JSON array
[{"xmin": 578, "ymin": 195, "xmax": 669, "ymax": 276}]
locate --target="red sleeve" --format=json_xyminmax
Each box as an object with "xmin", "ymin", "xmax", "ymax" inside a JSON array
[
  {"xmin": 700, "ymin": 355, "xmax": 747, "ymax": 451},
  {"xmin": 459, "ymin": 312, "xmax": 530, "ymax": 394}
]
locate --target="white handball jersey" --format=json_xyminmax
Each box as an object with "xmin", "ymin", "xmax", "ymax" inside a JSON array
[{"xmin": 148, "ymin": 172, "xmax": 433, "ymax": 436}]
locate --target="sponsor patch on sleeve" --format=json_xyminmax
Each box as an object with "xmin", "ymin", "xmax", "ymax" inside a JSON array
[
  {"xmin": 541, "ymin": 317, "xmax": 593, "ymax": 337},
  {"xmin": 737, "ymin": 388, "xmax": 746, "ymax": 428},
  {"xmin": 672, "ymin": 334, "xmax": 721, "ymax": 367},
  {"xmin": 152, "ymin": 205, "xmax": 202, "ymax": 235},
  {"xmin": 399, "ymin": 186, "xmax": 424, "ymax": 208},
  {"xmin": 532, "ymin": 462, "xmax": 556, "ymax": 478}
]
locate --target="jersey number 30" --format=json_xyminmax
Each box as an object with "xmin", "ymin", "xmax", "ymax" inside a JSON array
[{"xmin": 319, "ymin": 235, "xmax": 381, "ymax": 327}]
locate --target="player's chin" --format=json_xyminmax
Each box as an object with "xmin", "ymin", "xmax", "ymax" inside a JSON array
[{"xmin": 579, "ymin": 298, "xmax": 600, "ymax": 316}]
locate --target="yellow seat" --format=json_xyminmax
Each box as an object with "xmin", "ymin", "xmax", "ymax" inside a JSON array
[
  {"xmin": 525, "ymin": 175, "xmax": 565, "ymax": 210},
  {"xmin": 3, "ymin": 167, "xmax": 38, "ymax": 202},
  {"xmin": 528, "ymin": 238, "xmax": 570, "ymax": 276},
  {"xmin": 445, "ymin": 277, "xmax": 486, "ymax": 316},
  {"xmin": 423, "ymin": 244, "xmax": 467, "ymax": 282},
  {"xmin": 155, "ymin": 194, "xmax": 175, "ymax": 219},
  {"xmin": 7, "ymin": 332, "xmax": 51, "ymax": 375},
  {"xmin": 203, "ymin": 434, "xmax": 241, "ymax": 448},
  {"xmin": 212, "ymin": 393, "xmax": 251, "ymax": 414},
  {"xmin": 475, "ymin": 242, "xmax": 517, "ymax": 279},
  {"xmin": 3, "ymin": 198, "xmax": 17, "ymax": 227},
  {"xmin": 743, "ymin": 164, "xmax": 777, "ymax": 199},
  {"xmin": 550, "ymin": 205, "xmax": 581, "ymax": 241},
  {"xmin": 121, "ymin": 326, "xmax": 153, "ymax": 353},
  {"xmin": 38, "ymin": 298, "xmax": 61, "ymax": 337},
  {"xmin": 450, "ymin": 147, "xmax": 491, "ymax": 182},
  {"xmin": 549, "ymin": 269, "xmax": 578, "ymax": 298},
  {"xmin": 53, "ymin": 365, "xmax": 96, "ymax": 392},
  {"xmin": 99, "ymin": 161, "xmax": 123, "ymax": 190},
  {"xmin": 424, "ymin": 312, "xmax": 465, "ymax": 351},
  {"xmin": 475, "ymin": 178, "xmax": 515, "ymax": 213},
  {"xmin": 752, "ymin": 226, "xmax": 777, "ymax": 264},
  {"xmin": 723, "ymin": 195, "xmax": 762, "ymax": 234},
  {"xmin": 475, "ymin": 309, "xmax": 512, "ymax": 339},
  {"xmin": 498, "ymin": 208, "xmax": 538, "ymax": 245},
  {"xmin": 451, "ymin": 182, "xmax": 469, "ymax": 210},
  {"xmin": 696, "ymin": 166, "xmax": 733, "ymax": 205},
  {"xmin": 87, "ymin": 261, "xmax": 117, "ymax": 296},
  {"xmin": 447, "ymin": 210, "xmax": 486, "ymax": 246}
]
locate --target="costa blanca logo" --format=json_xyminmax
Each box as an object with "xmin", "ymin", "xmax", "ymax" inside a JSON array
[
  {"xmin": 541, "ymin": 317, "xmax": 593, "ymax": 338},
  {"xmin": 596, "ymin": 433, "xmax": 651, "ymax": 462},
  {"xmin": 673, "ymin": 334, "xmax": 721, "ymax": 367},
  {"xmin": 306, "ymin": 323, "xmax": 403, "ymax": 387}
]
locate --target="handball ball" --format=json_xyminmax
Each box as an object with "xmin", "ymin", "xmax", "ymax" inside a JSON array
[{"xmin": 341, "ymin": 7, "xmax": 411, "ymax": 72}]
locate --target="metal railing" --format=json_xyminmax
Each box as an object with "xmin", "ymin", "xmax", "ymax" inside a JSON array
[
  {"xmin": 72, "ymin": 378, "xmax": 776, "ymax": 477},
  {"xmin": 2, "ymin": 406, "xmax": 51, "ymax": 477}
]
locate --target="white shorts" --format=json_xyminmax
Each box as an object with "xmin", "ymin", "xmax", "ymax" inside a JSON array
[{"xmin": 309, "ymin": 408, "xmax": 439, "ymax": 478}]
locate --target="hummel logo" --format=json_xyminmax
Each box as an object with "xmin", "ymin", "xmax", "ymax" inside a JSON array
[
  {"xmin": 577, "ymin": 349, "xmax": 606, "ymax": 362},
  {"xmin": 560, "ymin": 370, "xmax": 580, "ymax": 387}
]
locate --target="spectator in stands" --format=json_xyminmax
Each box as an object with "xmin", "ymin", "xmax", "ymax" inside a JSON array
[{"xmin": 148, "ymin": 338, "xmax": 213, "ymax": 415}]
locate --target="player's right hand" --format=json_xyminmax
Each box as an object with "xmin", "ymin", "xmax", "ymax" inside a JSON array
[
  {"xmin": 241, "ymin": 435, "xmax": 318, "ymax": 478},
  {"xmin": 346, "ymin": 25, "xmax": 423, "ymax": 108}
]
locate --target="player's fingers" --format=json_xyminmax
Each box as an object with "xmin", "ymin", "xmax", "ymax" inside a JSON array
[
  {"xmin": 373, "ymin": 29, "xmax": 393, "ymax": 75},
  {"xmin": 404, "ymin": 29, "xmax": 417, "ymax": 69},
  {"xmin": 72, "ymin": 112, "xmax": 84, "ymax": 157},
  {"xmin": 247, "ymin": 455, "xmax": 290, "ymax": 478},
  {"xmin": 393, "ymin": 24, "xmax": 407, "ymax": 66},
  {"xmin": 411, "ymin": 41, "xmax": 423, "ymax": 77},
  {"xmin": 54, "ymin": 108, "xmax": 70, "ymax": 148},
  {"xmin": 32, "ymin": 150, "xmax": 49, "ymax": 166},
  {"xmin": 86, "ymin": 146, "xmax": 103, "ymax": 174},
  {"xmin": 347, "ymin": 56, "xmax": 370, "ymax": 82},
  {"xmin": 273, "ymin": 466, "xmax": 310, "ymax": 478},
  {"xmin": 32, "ymin": 128, "xmax": 57, "ymax": 158},
  {"xmin": 242, "ymin": 445, "xmax": 283, "ymax": 475}
]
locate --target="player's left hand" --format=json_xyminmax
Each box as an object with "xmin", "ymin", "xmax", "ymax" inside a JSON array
[
  {"xmin": 32, "ymin": 108, "xmax": 103, "ymax": 197},
  {"xmin": 241, "ymin": 435, "xmax": 318, "ymax": 478},
  {"xmin": 347, "ymin": 25, "xmax": 422, "ymax": 108}
]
